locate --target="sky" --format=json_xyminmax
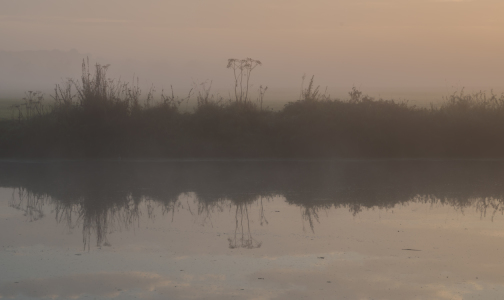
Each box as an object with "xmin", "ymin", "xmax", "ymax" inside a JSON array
[{"xmin": 1, "ymin": 0, "xmax": 504, "ymax": 100}]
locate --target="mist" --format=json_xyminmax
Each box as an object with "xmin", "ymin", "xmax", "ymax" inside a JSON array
[
  {"xmin": 4, "ymin": 3, "xmax": 504, "ymax": 299},
  {"xmin": 1, "ymin": 0, "xmax": 504, "ymax": 106}
]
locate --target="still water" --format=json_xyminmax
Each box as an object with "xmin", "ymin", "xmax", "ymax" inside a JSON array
[{"xmin": 2, "ymin": 160, "xmax": 504, "ymax": 300}]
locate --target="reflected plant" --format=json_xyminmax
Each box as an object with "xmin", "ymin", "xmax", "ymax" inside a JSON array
[
  {"xmin": 258, "ymin": 196, "xmax": 269, "ymax": 226},
  {"xmin": 228, "ymin": 203, "xmax": 262, "ymax": 249},
  {"xmin": 9, "ymin": 188, "xmax": 47, "ymax": 222},
  {"xmin": 474, "ymin": 197, "xmax": 504, "ymax": 221},
  {"xmin": 300, "ymin": 205, "xmax": 323, "ymax": 233},
  {"xmin": 80, "ymin": 194, "xmax": 143, "ymax": 250},
  {"xmin": 54, "ymin": 198, "xmax": 80, "ymax": 233}
]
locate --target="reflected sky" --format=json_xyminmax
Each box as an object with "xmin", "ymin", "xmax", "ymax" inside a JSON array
[{"xmin": 2, "ymin": 160, "xmax": 504, "ymax": 299}]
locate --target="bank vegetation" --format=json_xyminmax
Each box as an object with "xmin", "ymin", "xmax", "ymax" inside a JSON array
[{"xmin": 2, "ymin": 61, "xmax": 504, "ymax": 159}]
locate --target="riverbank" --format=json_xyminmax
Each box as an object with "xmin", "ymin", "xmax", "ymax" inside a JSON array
[{"xmin": 2, "ymin": 63, "xmax": 504, "ymax": 159}]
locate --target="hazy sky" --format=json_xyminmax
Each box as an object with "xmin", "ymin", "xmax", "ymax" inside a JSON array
[{"xmin": 1, "ymin": 0, "xmax": 504, "ymax": 93}]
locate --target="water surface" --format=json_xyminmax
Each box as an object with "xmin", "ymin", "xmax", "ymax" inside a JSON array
[{"xmin": 1, "ymin": 160, "xmax": 504, "ymax": 299}]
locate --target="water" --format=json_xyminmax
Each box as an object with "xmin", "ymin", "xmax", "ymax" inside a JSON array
[{"xmin": 1, "ymin": 160, "xmax": 504, "ymax": 299}]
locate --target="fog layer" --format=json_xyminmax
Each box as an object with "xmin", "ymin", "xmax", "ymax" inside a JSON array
[{"xmin": 1, "ymin": 0, "xmax": 504, "ymax": 99}]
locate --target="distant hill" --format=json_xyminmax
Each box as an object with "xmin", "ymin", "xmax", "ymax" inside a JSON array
[{"xmin": 0, "ymin": 49, "xmax": 86, "ymax": 98}]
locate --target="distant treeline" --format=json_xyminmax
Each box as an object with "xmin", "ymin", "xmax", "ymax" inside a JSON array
[{"xmin": 2, "ymin": 61, "xmax": 504, "ymax": 158}]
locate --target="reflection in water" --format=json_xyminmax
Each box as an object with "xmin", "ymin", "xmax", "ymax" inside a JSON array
[
  {"xmin": 301, "ymin": 205, "xmax": 323, "ymax": 233},
  {"xmin": 0, "ymin": 272, "xmax": 170, "ymax": 299},
  {"xmin": 228, "ymin": 202, "xmax": 262, "ymax": 249},
  {"xmin": 8, "ymin": 187, "xmax": 47, "ymax": 222},
  {"xmin": 3, "ymin": 160, "xmax": 504, "ymax": 249},
  {"xmin": 9, "ymin": 187, "xmax": 142, "ymax": 250}
]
